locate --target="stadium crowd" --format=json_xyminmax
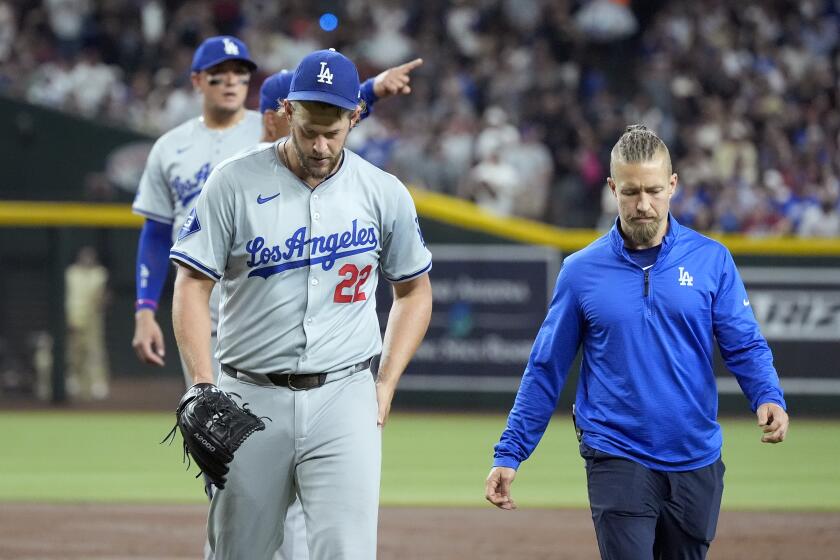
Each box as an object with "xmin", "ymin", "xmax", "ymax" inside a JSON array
[{"xmin": 0, "ymin": 0, "xmax": 838, "ymax": 236}]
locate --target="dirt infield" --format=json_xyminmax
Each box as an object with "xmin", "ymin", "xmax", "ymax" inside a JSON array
[{"xmin": 1, "ymin": 503, "xmax": 838, "ymax": 560}]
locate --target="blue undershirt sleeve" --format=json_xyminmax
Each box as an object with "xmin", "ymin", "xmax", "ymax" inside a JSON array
[
  {"xmin": 135, "ymin": 218, "xmax": 173, "ymax": 312},
  {"xmin": 359, "ymin": 78, "xmax": 378, "ymax": 121}
]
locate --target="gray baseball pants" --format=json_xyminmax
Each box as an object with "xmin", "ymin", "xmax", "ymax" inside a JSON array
[
  {"xmin": 209, "ymin": 365, "xmax": 381, "ymax": 559},
  {"xmin": 180, "ymin": 331, "xmax": 310, "ymax": 560}
]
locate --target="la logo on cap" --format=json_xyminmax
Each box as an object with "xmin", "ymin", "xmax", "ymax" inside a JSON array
[
  {"xmin": 223, "ymin": 38, "xmax": 240, "ymax": 55},
  {"xmin": 317, "ymin": 61, "xmax": 334, "ymax": 85}
]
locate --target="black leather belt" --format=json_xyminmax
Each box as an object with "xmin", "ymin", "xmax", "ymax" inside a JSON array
[{"xmin": 221, "ymin": 357, "xmax": 374, "ymax": 391}]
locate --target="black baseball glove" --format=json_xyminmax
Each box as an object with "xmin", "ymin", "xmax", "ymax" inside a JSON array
[{"xmin": 162, "ymin": 383, "xmax": 267, "ymax": 490}]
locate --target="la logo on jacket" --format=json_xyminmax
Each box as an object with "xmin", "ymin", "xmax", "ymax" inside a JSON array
[{"xmin": 678, "ymin": 266, "xmax": 694, "ymax": 286}]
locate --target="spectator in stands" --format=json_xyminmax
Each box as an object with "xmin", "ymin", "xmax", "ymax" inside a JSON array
[
  {"xmin": 461, "ymin": 149, "xmax": 520, "ymax": 216},
  {"xmin": 2, "ymin": 0, "xmax": 839, "ymax": 237},
  {"xmin": 798, "ymin": 190, "xmax": 840, "ymax": 237}
]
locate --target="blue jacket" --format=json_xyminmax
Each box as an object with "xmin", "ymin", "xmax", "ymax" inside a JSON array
[{"xmin": 493, "ymin": 216, "xmax": 786, "ymax": 471}]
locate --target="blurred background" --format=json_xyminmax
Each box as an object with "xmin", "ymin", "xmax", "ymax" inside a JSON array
[
  {"xmin": 0, "ymin": 1, "xmax": 839, "ymax": 558},
  {"xmin": 2, "ymin": 0, "xmax": 840, "ymax": 231},
  {"xmin": 0, "ymin": 0, "xmax": 838, "ymax": 411}
]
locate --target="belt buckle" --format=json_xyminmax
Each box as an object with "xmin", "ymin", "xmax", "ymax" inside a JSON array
[{"xmin": 287, "ymin": 375, "xmax": 307, "ymax": 391}]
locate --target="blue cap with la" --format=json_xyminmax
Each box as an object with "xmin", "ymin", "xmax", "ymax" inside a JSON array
[
  {"xmin": 287, "ymin": 49, "xmax": 360, "ymax": 111},
  {"xmin": 259, "ymin": 70, "xmax": 293, "ymax": 113},
  {"xmin": 191, "ymin": 36, "xmax": 257, "ymax": 73}
]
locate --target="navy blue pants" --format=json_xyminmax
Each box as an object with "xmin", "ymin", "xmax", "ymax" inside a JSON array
[{"xmin": 580, "ymin": 443, "xmax": 725, "ymax": 560}]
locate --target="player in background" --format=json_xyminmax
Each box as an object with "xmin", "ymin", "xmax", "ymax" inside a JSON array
[
  {"xmin": 259, "ymin": 57, "xmax": 422, "ymax": 142},
  {"xmin": 259, "ymin": 70, "xmax": 293, "ymax": 141},
  {"xmin": 132, "ymin": 35, "xmax": 260, "ymax": 373}
]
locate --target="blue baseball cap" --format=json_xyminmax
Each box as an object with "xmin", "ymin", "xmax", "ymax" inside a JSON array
[
  {"xmin": 287, "ymin": 49, "xmax": 360, "ymax": 111},
  {"xmin": 259, "ymin": 70, "xmax": 293, "ymax": 113},
  {"xmin": 191, "ymin": 36, "xmax": 257, "ymax": 73}
]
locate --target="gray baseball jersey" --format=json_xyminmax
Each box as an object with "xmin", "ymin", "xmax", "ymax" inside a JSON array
[
  {"xmin": 132, "ymin": 110, "xmax": 262, "ymax": 334},
  {"xmin": 131, "ymin": 107, "xmax": 304, "ymax": 560},
  {"xmin": 170, "ymin": 141, "xmax": 432, "ymax": 373},
  {"xmin": 133, "ymin": 111, "xmax": 263, "ymax": 244}
]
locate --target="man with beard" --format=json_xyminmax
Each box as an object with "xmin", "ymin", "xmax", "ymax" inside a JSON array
[
  {"xmin": 248, "ymin": 55, "xmax": 422, "ymax": 560},
  {"xmin": 170, "ymin": 49, "xmax": 432, "ymax": 558},
  {"xmin": 485, "ymin": 125, "xmax": 789, "ymax": 559},
  {"xmin": 134, "ymin": 38, "xmax": 422, "ymax": 559}
]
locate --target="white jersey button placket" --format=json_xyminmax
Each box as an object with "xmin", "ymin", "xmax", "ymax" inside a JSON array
[
  {"xmin": 311, "ymin": 192, "xmax": 320, "ymax": 222},
  {"xmin": 303, "ymin": 190, "xmax": 320, "ymax": 372}
]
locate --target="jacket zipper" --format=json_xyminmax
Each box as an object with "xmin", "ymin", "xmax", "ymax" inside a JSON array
[{"xmin": 643, "ymin": 269, "xmax": 652, "ymax": 317}]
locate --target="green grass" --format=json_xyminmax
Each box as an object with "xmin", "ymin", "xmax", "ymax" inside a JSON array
[
  {"xmin": 1, "ymin": 411, "xmax": 837, "ymax": 510},
  {"xmin": 718, "ymin": 419, "xmax": 840, "ymax": 510}
]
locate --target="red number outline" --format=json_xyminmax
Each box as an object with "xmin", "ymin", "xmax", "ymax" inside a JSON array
[
  {"xmin": 333, "ymin": 264, "xmax": 373, "ymax": 303},
  {"xmin": 333, "ymin": 264, "xmax": 357, "ymax": 303},
  {"xmin": 353, "ymin": 265, "xmax": 372, "ymax": 301}
]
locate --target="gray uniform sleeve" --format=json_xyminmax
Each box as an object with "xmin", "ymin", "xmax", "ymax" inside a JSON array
[
  {"xmin": 169, "ymin": 168, "xmax": 235, "ymax": 281},
  {"xmin": 379, "ymin": 179, "xmax": 432, "ymax": 282},
  {"xmin": 133, "ymin": 140, "xmax": 175, "ymax": 224}
]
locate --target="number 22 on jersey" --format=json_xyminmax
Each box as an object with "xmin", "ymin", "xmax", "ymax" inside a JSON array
[{"xmin": 333, "ymin": 264, "xmax": 372, "ymax": 303}]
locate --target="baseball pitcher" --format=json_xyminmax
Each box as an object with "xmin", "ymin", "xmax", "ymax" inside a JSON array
[{"xmin": 170, "ymin": 49, "xmax": 433, "ymax": 558}]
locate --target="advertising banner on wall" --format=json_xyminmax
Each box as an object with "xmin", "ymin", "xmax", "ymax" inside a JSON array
[
  {"xmin": 717, "ymin": 266, "xmax": 840, "ymax": 396},
  {"xmin": 376, "ymin": 245, "xmax": 560, "ymax": 392},
  {"xmin": 379, "ymin": 248, "xmax": 839, "ymax": 396}
]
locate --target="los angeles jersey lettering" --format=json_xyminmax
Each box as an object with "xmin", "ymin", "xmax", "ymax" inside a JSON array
[
  {"xmin": 133, "ymin": 111, "xmax": 263, "ymax": 245},
  {"xmin": 244, "ymin": 220, "xmax": 378, "ymax": 277},
  {"xmin": 169, "ymin": 142, "xmax": 432, "ymax": 374}
]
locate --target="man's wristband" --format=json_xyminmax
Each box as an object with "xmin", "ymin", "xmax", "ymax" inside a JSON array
[{"xmin": 135, "ymin": 299, "xmax": 158, "ymax": 312}]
